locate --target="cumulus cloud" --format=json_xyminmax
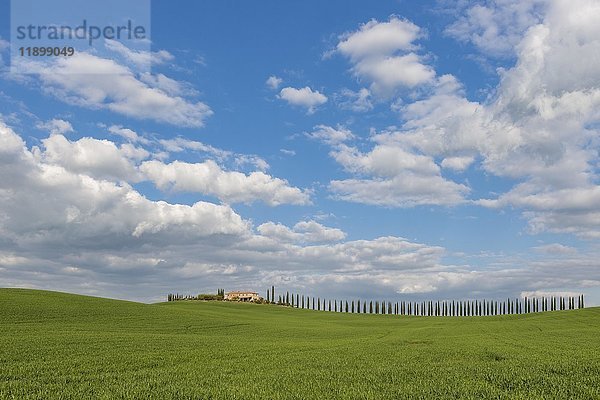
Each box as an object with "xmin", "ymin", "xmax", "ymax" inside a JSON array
[
  {"xmin": 352, "ymin": 54, "xmax": 435, "ymax": 91},
  {"xmin": 440, "ymin": 156, "xmax": 475, "ymax": 172},
  {"xmin": 336, "ymin": 17, "xmax": 422, "ymax": 60},
  {"xmin": 39, "ymin": 134, "xmax": 145, "ymax": 182},
  {"xmin": 335, "ymin": 17, "xmax": 435, "ymax": 96},
  {"xmin": 306, "ymin": 124, "xmax": 469, "ymax": 207},
  {"xmin": 266, "ymin": 75, "xmax": 283, "ymax": 89},
  {"xmin": 278, "ymin": 86, "xmax": 328, "ymax": 114},
  {"xmin": 36, "ymin": 119, "xmax": 74, "ymax": 135},
  {"xmin": 158, "ymin": 137, "xmax": 232, "ymax": 160},
  {"xmin": 467, "ymin": 0, "xmax": 600, "ymax": 237},
  {"xmin": 140, "ymin": 159, "xmax": 311, "ymax": 206},
  {"xmin": 257, "ymin": 220, "xmax": 346, "ymax": 243},
  {"xmin": 305, "ymin": 125, "xmax": 355, "ymax": 145},
  {"xmin": 329, "ymin": 175, "xmax": 468, "ymax": 208},
  {"xmin": 15, "ymin": 52, "xmax": 213, "ymax": 127},
  {"xmin": 336, "ymin": 88, "xmax": 373, "ymax": 112},
  {"xmin": 108, "ymin": 125, "xmax": 149, "ymax": 144},
  {"xmin": 0, "ymin": 121, "xmax": 250, "ymax": 252},
  {"xmin": 533, "ymin": 243, "xmax": 578, "ymax": 255},
  {"xmin": 332, "ymin": 1, "xmax": 600, "ymax": 236},
  {"xmin": 105, "ymin": 39, "xmax": 174, "ymax": 69},
  {"xmin": 157, "ymin": 137, "xmax": 269, "ymax": 171},
  {"xmin": 445, "ymin": 0, "xmax": 546, "ymax": 58}
]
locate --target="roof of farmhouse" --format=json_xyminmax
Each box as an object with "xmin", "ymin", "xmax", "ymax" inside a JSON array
[{"xmin": 226, "ymin": 291, "xmax": 258, "ymax": 295}]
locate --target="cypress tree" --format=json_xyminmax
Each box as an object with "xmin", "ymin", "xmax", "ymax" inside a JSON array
[
  {"xmin": 301, "ymin": 295, "xmax": 305, "ymax": 309},
  {"xmin": 357, "ymin": 300, "xmax": 361, "ymax": 314},
  {"xmin": 351, "ymin": 301, "xmax": 355, "ymax": 313},
  {"xmin": 363, "ymin": 301, "xmax": 367, "ymax": 314},
  {"xmin": 328, "ymin": 299, "xmax": 331, "ymax": 312},
  {"xmin": 374, "ymin": 301, "xmax": 378, "ymax": 314},
  {"xmin": 344, "ymin": 301, "xmax": 348, "ymax": 313},
  {"xmin": 543, "ymin": 297, "xmax": 546, "ymax": 312},
  {"xmin": 296, "ymin": 294, "xmax": 299, "ymax": 308}
]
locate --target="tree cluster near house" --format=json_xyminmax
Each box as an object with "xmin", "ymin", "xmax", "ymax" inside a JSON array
[{"xmin": 167, "ymin": 289, "xmax": 225, "ymax": 302}]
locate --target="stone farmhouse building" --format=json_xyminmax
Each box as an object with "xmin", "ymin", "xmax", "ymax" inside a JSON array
[{"xmin": 224, "ymin": 291, "xmax": 261, "ymax": 302}]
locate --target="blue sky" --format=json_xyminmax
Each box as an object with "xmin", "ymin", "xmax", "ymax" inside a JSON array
[{"xmin": 1, "ymin": 0, "xmax": 599, "ymax": 304}]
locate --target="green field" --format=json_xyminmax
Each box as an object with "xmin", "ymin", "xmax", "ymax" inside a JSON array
[{"xmin": 1, "ymin": 289, "xmax": 599, "ymax": 399}]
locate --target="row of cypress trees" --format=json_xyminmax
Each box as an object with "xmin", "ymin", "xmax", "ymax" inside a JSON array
[{"xmin": 264, "ymin": 290, "xmax": 585, "ymax": 316}]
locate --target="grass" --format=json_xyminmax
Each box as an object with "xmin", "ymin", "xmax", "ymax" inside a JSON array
[{"xmin": 1, "ymin": 289, "xmax": 599, "ymax": 399}]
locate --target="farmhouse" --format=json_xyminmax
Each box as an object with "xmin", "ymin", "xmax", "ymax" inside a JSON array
[{"xmin": 224, "ymin": 291, "xmax": 261, "ymax": 302}]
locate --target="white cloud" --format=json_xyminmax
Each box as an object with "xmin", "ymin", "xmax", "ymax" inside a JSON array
[
  {"xmin": 157, "ymin": 137, "xmax": 269, "ymax": 171},
  {"xmin": 280, "ymin": 149, "xmax": 296, "ymax": 156},
  {"xmin": 39, "ymin": 134, "xmax": 144, "ymax": 182},
  {"xmin": 445, "ymin": 0, "xmax": 546, "ymax": 58},
  {"xmin": 139, "ymin": 72, "xmax": 198, "ymax": 97},
  {"xmin": 278, "ymin": 86, "xmax": 328, "ymax": 114},
  {"xmin": 266, "ymin": 75, "xmax": 283, "ymax": 90},
  {"xmin": 336, "ymin": 17, "xmax": 422, "ymax": 60},
  {"xmin": 257, "ymin": 220, "xmax": 346, "ymax": 243},
  {"xmin": 233, "ymin": 154, "xmax": 270, "ymax": 172},
  {"xmin": 533, "ymin": 243, "xmax": 578, "ymax": 255},
  {"xmin": 105, "ymin": 39, "xmax": 174, "ymax": 69},
  {"xmin": 335, "ymin": 17, "xmax": 435, "ymax": 95},
  {"xmin": 441, "ymin": 156, "xmax": 475, "ymax": 171},
  {"xmin": 352, "ymin": 54, "xmax": 435, "ymax": 91},
  {"xmin": 16, "ymin": 52, "xmax": 212, "ymax": 127},
  {"xmin": 336, "ymin": 88, "xmax": 373, "ymax": 112},
  {"xmin": 140, "ymin": 159, "xmax": 310, "ymax": 206},
  {"xmin": 0, "ymin": 121, "xmax": 250, "ymax": 250},
  {"xmin": 329, "ymin": 175, "xmax": 469, "ymax": 207},
  {"xmin": 317, "ymin": 129, "xmax": 470, "ymax": 207},
  {"xmin": 36, "ymin": 119, "xmax": 74, "ymax": 135},
  {"xmin": 305, "ymin": 125, "xmax": 355, "ymax": 145},
  {"xmin": 158, "ymin": 137, "xmax": 232, "ymax": 160},
  {"xmin": 107, "ymin": 125, "xmax": 149, "ymax": 144}
]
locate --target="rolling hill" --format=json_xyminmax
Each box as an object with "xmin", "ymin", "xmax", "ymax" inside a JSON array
[{"xmin": 1, "ymin": 288, "xmax": 599, "ymax": 399}]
